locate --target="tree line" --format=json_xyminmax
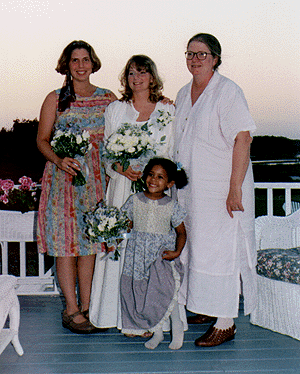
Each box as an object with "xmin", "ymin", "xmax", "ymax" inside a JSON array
[{"xmin": 0, "ymin": 119, "xmax": 300, "ymax": 183}]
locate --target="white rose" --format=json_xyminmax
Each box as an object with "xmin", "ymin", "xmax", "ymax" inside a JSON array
[
  {"xmin": 76, "ymin": 135, "xmax": 82, "ymax": 144},
  {"xmin": 82, "ymin": 130, "xmax": 90, "ymax": 140},
  {"xmin": 97, "ymin": 223, "xmax": 105, "ymax": 232},
  {"xmin": 108, "ymin": 217, "xmax": 117, "ymax": 229}
]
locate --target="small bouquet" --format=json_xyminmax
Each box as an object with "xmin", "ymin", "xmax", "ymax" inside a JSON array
[
  {"xmin": 154, "ymin": 110, "xmax": 174, "ymax": 130},
  {"xmin": 104, "ymin": 111, "xmax": 172, "ymax": 192},
  {"xmin": 50, "ymin": 128, "xmax": 92, "ymax": 186},
  {"xmin": 0, "ymin": 176, "xmax": 41, "ymax": 213},
  {"xmin": 83, "ymin": 201, "xmax": 130, "ymax": 261}
]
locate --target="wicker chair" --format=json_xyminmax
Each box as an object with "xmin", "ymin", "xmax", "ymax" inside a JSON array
[
  {"xmin": 250, "ymin": 209, "xmax": 300, "ymax": 340},
  {"xmin": 0, "ymin": 275, "xmax": 24, "ymax": 355}
]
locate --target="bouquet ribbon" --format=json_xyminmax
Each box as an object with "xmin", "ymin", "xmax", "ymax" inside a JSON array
[
  {"xmin": 73, "ymin": 155, "xmax": 89, "ymax": 186},
  {"xmin": 98, "ymin": 232, "xmax": 131, "ymax": 261}
]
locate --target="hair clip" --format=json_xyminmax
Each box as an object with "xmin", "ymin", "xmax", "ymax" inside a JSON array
[{"xmin": 176, "ymin": 162, "xmax": 183, "ymax": 171}]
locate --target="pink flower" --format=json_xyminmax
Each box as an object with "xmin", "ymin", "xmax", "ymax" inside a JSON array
[
  {"xmin": 0, "ymin": 179, "xmax": 15, "ymax": 192},
  {"xmin": 0, "ymin": 193, "xmax": 9, "ymax": 204},
  {"xmin": 19, "ymin": 176, "xmax": 34, "ymax": 191}
]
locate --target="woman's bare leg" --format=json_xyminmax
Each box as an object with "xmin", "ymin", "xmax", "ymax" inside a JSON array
[
  {"xmin": 77, "ymin": 254, "xmax": 96, "ymax": 314},
  {"xmin": 56, "ymin": 256, "xmax": 85, "ymax": 323}
]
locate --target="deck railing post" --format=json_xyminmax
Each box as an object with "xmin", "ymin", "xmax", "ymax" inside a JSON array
[
  {"xmin": 285, "ymin": 188, "xmax": 292, "ymax": 216},
  {"xmin": 1, "ymin": 242, "xmax": 8, "ymax": 274},
  {"xmin": 19, "ymin": 242, "xmax": 26, "ymax": 278},
  {"xmin": 267, "ymin": 188, "xmax": 273, "ymax": 216}
]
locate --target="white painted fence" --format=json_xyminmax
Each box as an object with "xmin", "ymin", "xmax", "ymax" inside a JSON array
[
  {"xmin": 1, "ymin": 182, "xmax": 300, "ymax": 295},
  {"xmin": 255, "ymin": 182, "xmax": 300, "ymax": 216},
  {"xmin": 0, "ymin": 210, "xmax": 58, "ymax": 295}
]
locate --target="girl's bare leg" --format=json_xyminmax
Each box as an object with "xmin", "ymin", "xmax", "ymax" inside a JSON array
[{"xmin": 77, "ymin": 254, "xmax": 96, "ymax": 315}]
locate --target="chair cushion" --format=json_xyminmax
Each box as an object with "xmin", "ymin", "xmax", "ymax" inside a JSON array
[{"xmin": 256, "ymin": 248, "xmax": 300, "ymax": 285}]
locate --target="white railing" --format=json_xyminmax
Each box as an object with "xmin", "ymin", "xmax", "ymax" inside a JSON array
[
  {"xmin": 0, "ymin": 210, "xmax": 59, "ymax": 295},
  {"xmin": 255, "ymin": 182, "xmax": 300, "ymax": 216},
  {"xmin": 1, "ymin": 182, "xmax": 300, "ymax": 295}
]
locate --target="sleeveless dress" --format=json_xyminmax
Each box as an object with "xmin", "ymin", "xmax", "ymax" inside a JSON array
[
  {"xmin": 37, "ymin": 87, "xmax": 115, "ymax": 257},
  {"xmin": 120, "ymin": 193, "xmax": 186, "ymax": 335}
]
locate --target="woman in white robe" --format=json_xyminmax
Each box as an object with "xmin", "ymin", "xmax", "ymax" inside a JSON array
[
  {"xmin": 174, "ymin": 33, "xmax": 257, "ymax": 347},
  {"xmin": 89, "ymin": 55, "xmax": 175, "ymax": 330}
]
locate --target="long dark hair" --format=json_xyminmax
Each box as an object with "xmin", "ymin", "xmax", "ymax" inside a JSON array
[
  {"xmin": 142, "ymin": 158, "xmax": 188, "ymax": 190},
  {"xmin": 56, "ymin": 40, "xmax": 101, "ymax": 112},
  {"xmin": 119, "ymin": 55, "xmax": 164, "ymax": 103}
]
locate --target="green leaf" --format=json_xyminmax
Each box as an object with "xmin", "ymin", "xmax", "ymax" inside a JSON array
[
  {"xmin": 141, "ymin": 123, "xmax": 149, "ymax": 131},
  {"xmin": 122, "ymin": 159, "xmax": 130, "ymax": 172}
]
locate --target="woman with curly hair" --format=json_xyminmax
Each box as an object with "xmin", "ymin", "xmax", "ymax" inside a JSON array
[{"xmin": 89, "ymin": 55, "xmax": 175, "ymax": 332}]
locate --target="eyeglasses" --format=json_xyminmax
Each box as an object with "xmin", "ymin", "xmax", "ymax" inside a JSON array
[{"xmin": 185, "ymin": 51, "xmax": 212, "ymax": 60}]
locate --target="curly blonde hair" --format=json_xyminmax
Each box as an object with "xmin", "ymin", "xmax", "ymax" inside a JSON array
[{"xmin": 119, "ymin": 55, "xmax": 163, "ymax": 103}]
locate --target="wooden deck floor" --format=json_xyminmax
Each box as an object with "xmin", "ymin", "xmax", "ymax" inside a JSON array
[{"xmin": 1, "ymin": 295, "xmax": 300, "ymax": 374}]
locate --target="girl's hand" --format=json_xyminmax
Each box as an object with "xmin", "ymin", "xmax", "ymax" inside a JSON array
[
  {"xmin": 162, "ymin": 250, "xmax": 180, "ymax": 261},
  {"xmin": 103, "ymin": 242, "xmax": 116, "ymax": 253},
  {"xmin": 113, "ymin": 163, "xmax": 142, "ymax": 181},
  {"xmin": 57, "ymin": 157, "xmax": 81, "ymax": 176},
  {"xmin": 226, "ymin": 186, "xmax": 244, "ymax": 218}
]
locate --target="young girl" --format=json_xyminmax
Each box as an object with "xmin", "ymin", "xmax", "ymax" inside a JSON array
[{"xmin": 120, "ymin": 158, "xmax": 188, "ymax": 350}]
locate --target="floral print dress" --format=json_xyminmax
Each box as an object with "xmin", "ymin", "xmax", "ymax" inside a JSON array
[{"xmin": 37, "ymin": 88, "xmax": 115, "ymax": 257}]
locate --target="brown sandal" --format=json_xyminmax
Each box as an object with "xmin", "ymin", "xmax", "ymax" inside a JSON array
[
  {"xmin": 62, "ymin": 310, "xmax": 96, "ymax": 334},
  {"xmin": 124, "ymin": 331, "xmax": 153, "ymax": 338},
  {"xmin": 81, "ymin": 309, "xmax": 109, "ymax": 333}
]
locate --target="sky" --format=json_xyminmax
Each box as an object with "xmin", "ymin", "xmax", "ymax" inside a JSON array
[{"xmin": 0, "ymin": 0, "xmax": 299, "ymax": 139}]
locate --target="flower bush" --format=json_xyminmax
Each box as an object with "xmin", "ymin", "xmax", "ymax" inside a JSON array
[{"xmin": 0, "ymin": 176, "xmax": 41, "ymax": 213}]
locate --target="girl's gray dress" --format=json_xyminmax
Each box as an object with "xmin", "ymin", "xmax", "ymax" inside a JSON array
[{"xmin": 120, "ymin": 192, "xmax": 186, "ymax": 335}]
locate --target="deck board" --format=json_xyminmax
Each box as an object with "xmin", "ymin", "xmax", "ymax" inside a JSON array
[{"xmin": 0, "ymin": 295, "xmax": 299, "ymax": 374}]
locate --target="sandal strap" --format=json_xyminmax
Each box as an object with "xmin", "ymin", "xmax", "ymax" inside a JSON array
[{"xmin": 68, "ymin": 310, "xmax": 85, "ymax": 320}]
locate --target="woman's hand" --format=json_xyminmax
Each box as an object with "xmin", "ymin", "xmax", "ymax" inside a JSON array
[
  {"xmin": 57, "ymin": 157, "xmax": 81, "ymax": 176},
  {"xmin": 226, "ymin": 187, "xmax": 244, "ymax": 218},
  {"xmin": 162, "ymin": 249, "xmax": 181, "ymax": 261},
  {"xmin": 113, "ymin": 163, "xmax": 142, "ymax": 181},
  {"xmin": 160, "ymin": 96, "xmax": 174, "ymax": 105}
]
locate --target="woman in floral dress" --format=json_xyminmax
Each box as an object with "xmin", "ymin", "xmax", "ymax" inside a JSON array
[
  {"xmin": 89, "ymin": 55, "xmax": 176, "ymax": 331},
  {"xmin": 37, "ymin": 40, "xmax": 117, "ymax": 333}
]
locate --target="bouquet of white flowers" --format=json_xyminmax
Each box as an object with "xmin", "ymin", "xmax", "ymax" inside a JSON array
[
  {"xmin": 51, "ymin": 128, "xmax": 92, "ymax": 186},
  {"xmin": 104, "ymin": 110, "xmax": 172, "ymax": 192},
  {"xmin": 83, "ymin": 201, "xmax": 130, "ymax": 260}
]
